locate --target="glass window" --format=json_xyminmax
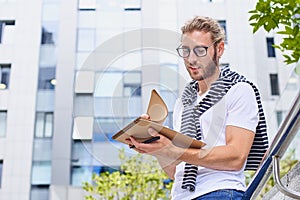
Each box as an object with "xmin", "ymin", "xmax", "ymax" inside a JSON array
[
  {"xmin": 30, "ymin": 185, "xmax": 49, "ymax": 200},
  {"xmin": 0, "ymin": 160, "xmax": 3, "ymax": 188},
  {"xmin": 267, "ymin": 37, "xmax": 276, "ymax": 57},
  {"xmin": 39, "ymin": 45, "xmax": 57, "ymax": 67},
  {"xmin": 35, "ymin": 112, "xmax": 54, "ymax": 138},
  {"xmin": 78, "ymin": 0, "xmax": 96, "ymax": 10},
  {"xmin": 93, "ymin": 118, "xmax": 123, "ymax": 142},
  {"xmin": 0, "ymin": 20, "xmax": 15, "ymax": 44},
  {"xmin": 33, "ymin": 139, "xmax": 52, "ymax": 161},
  {"xmin": 124, "ymin": 0, "xmax": 141, "ymax": 12},
  {"xmin": 72, "ymin": 117, "xmax": 93, "ymax": 140},
  {"xmin": 38, "ymin": 67, "xmax": 56, "ymax": 90},
  {"xmin": 270, "ymin": 74, "xmax": 280, "ymax": 95},
  {"xmin": 94, "ymin": 71, "xmax": 141, "ymax": 97},
  {"xmin": 71, "ymin": 165, "xmax": 119, "ymax": 186},
  {"xmin": 276, "ymin": 110, "xmax": 283, "ymax": 127},
  {"xmin": 0, "ymin": 64, "xmax": 11, "ymax": 90},
  {"xmin": 96, "ymin": 0, "xmax": 123, "ymax": 11},
  {"xmin": 218, "ymin": 20, "xmax": 227, "ymax": 42},
  {"xmin": 0, "ymin": 111, "xmax": 7, "ymax": 137},
  {"xmin": 124, "ymin": 11, "xmax": 141, "ymax": 28},
  {"xmin": 71, "ymin": 141, "xmax": 93, "ymax": 165},
  {"xmin": 31, "ymin": 161, "xmax": 51, "ymax": 185},
  {"xmin": 77, "ymin": 29, "xmax": 96, "ymax": 52},
  {"xmin": 94, "ymin": 72, "xmax": 123, "ymax": 97},
  {"xmin": 160, "ymin": 64, "xmax": 178, "ymax": 92},
  {"xmin": 71, "ymin": 166, "xmax": 92, "ymax": 186},
  {"xmin": 0, "ymin": 22, "xmax": 2, "ymax": 43},
  {"xmin": 124, "ymin": 71, "xmax": 141, "ymax": 96},
  {"xmin": 78, "ymin": 10, "xmax": 96, "ymax": 28},
  {"xmin": 41, "ymin": 22, "xmax": 59, "ymax": 45}
]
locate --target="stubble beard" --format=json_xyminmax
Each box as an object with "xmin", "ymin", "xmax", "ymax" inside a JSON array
[{"xmin": 186, "ymin": 49, "xmax": 219, "ymax": 81}]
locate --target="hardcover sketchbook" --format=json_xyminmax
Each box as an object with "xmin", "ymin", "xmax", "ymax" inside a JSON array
[{"xmin": 112, "ymin": 90, "xmax": 205, "ymax": 149}]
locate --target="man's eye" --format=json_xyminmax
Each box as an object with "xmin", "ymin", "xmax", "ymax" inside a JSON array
[{"xmin": 194, "ymin": 48, "xmax": 206, "ymax": 55}]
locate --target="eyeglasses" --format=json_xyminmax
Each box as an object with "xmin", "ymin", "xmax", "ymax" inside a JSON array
[{"xmin": 176, "ymin": 40, "xmax": 217, "ymax": 58}]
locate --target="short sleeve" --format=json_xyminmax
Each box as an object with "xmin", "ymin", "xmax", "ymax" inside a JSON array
[{"xmin": 225, "ymin": 82, "xmax": 259, "ymax": 132}]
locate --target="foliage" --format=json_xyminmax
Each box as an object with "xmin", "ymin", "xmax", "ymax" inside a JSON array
[
  {"xmin": 249, "ymin": 0, "xmax": 300, "ymax": 64},
  {"xmin": 83, "ymin": 149, "xmax": 173, "ymax": 200},
  {"xmin": 245, "ymin": 148, "xmax": 299, "ymax": 199}
]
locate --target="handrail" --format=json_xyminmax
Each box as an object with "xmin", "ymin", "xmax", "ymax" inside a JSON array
[
  {"xmin": 242, "ymin": 91, "xmax": 300, "ymax": 200},
  {"xmin": 272, "ymin": 155, "xmax": 300, "ymax": 199}
]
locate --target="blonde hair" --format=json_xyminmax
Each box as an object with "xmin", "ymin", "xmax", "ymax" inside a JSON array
[{"xmin": 181, "ymin": 16, "xmax": 225, "ymax": 43}]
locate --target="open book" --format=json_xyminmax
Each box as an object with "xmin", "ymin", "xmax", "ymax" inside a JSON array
[{"xmin": 112, "ymin": 90, "xmax": 205, "ymax": 149}]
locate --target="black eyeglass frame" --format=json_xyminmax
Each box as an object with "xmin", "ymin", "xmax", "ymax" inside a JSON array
[{"xmin": 176, "ymin": 40, "xmax": 218, "ymax": 58}]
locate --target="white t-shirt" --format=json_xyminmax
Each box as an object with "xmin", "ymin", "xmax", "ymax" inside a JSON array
[{"xmin": 171, "ymin": 82, "xmax": 259, "ymax": 200}]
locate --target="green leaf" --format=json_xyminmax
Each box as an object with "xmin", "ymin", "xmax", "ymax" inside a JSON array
[{"xmin": 249, "ymin": 14, "xmax": 261, "ymax": 21}]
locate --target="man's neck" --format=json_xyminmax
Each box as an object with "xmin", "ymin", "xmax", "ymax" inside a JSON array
[{"xmin": 197, "ymin": 68, "xmax": 220, "ymax": 95}]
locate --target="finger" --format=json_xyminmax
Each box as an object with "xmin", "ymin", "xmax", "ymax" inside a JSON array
[
  {"xmin": 141, "ymin": 114, "xmax": 150, "ymax": 119},
  {"xmin": 125, "ymin": 138, "xmax": 133, "ymax": 146},
  {"xmin": 129, "ymin": 136, "xmax": 141, "ymax": 149}
]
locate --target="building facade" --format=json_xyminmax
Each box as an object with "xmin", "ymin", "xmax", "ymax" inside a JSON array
[{"xmin": 0, "ymin": 0, "xmax": 299, "ymax": 199}]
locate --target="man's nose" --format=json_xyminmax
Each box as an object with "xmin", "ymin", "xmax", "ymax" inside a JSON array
[{"xmin": 186, "ymin": 50, "xmax": 198, "ymax": 65}]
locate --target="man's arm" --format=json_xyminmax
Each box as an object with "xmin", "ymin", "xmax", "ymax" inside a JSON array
[
  {"xmin": 129, "ymin": 125, "xmax": 254, "ymax": 171},
  {"xmin": 156, "ymin": 157, "xmax": 178, "ymax": 180},
  {"xmin": 175, "ymin": 125, "xmax": 255, "ymax": 171}
]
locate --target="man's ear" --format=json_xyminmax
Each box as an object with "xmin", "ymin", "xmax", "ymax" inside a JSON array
[{"xmin": 217, "ymin": 41, "xmax": 225, "ymax": 58}]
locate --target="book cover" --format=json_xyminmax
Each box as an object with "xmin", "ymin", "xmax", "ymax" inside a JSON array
[{"xmin": 112, "ymin": 90, "xmax": 205, "ymax": 149}]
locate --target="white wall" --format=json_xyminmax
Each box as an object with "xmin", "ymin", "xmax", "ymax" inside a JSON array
[{"xmin": 0, "ymin": 0, "xmax": 42, "ymax": 199}]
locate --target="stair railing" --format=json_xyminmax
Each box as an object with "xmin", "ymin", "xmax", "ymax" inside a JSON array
[{"xmin": 242, "ymin": 91, "xmax": 300, "ymax": 200}]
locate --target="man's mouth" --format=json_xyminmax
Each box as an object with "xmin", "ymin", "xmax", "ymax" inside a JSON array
[{"xmin": 189, "ymin": 65, "xmax": 201, "ymax": 70}]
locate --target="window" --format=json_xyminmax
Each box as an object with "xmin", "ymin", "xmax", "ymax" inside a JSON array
[
  {"xmin": 78, "ymin": 0, "xmax": 96, "ymax": 10},
  {"xmin": 218, "ymin": 20, "xmax": 227, "ymax": 42},
  {"xmin": 123, "ymin": 71, "xmax": 141, "ymax": 96},
  {"xmin": 71, "ymin": 165, "xmax": 118, "ymax": 186},
  {"xmin": 35, "ymin": 112, "xmax": 53, "ymax": 138},
  {"xmin": 0, "ymin": 64, "xmax": 11, "ymax": 90},
  {"xmin": 276, "ymin": 110, "xmax": 283, "ymax": 127},
  {"xmin": 41, "ymin": 22, "xmax": 59, "ymax": 45},
  {"xmin": 72, "ymin": 117, "xmax": 93, "ymax": 140},
  {"xmin": 41, "ymin": 27, "xmax": 54, "ymax": 44},
  {"xmin": 0, "ymin": 20, "xmax": 15, "ymax": 44},
  {"xmin": 30, "ymin": 185, "xmax": 49, "ymax": 200},
  {"xmin": 266, "ymin": 37, "xmax": 276, "ymax": 57},
  {"xmin": 94, "ymin": 71, "xmax": 141, "ymax": 97},
  {"xmin": 124, "ymin": 0, "xmax": 141, "ymax": 11},
  {"xmin": 0, "ymin": 160, "xmax": 3, "ymax": 188},
  {"xmin": 0, "ymin": 111, "xmax": 7, "ymax": 137},
  {"xmin": 38, "ymin": 67, "xmax": 56, "ymax": 90},
  {"xmin": 93, "ymin": 118, "xmax": 123, "ymax": 142},
  {"xmin": 31, "ymin": 161, "xmax": 51, "ymax": 185},
  {"xmin": 270, "ymin": 74, "xmax": 280, "ymax": 95}
]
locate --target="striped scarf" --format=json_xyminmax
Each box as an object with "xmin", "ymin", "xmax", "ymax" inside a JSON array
[{"xmin": 180, "ymin": 66, "xmax": 269, "ymax": 192}]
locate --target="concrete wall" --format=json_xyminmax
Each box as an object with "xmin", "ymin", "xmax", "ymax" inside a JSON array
[{"xmin": 0, "ymin": 0, "xmax": 41, "ymax": 199}]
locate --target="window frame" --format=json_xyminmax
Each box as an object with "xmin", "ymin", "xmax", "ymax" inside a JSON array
[
  {"xmin": 38, "ymin": 67, "xmax": 56, "ymax": 90},
  {"xmin": 0, "ymin": 64, "xmax": 11, "ymax": 90},
  {"xmin": 35, "ymin": 112, "xmax": 54, "ymax": 138},
  {"xmin": 0, "ymin": 20, "xmax": 15, "ymax": 44},
  {"xmin": 0, "ymin": 110, "xmax": 7, "ymax": 137},
  {"xmin": 0, "ymin": 160, "xmax": 3, "ymax": 188},
  {"xmin": 266, "ymin": 37, "xmax": 276, "ymax": 57},
  {"xmin": 270, "ymin": 73, "xmax": 280, "ymax": 96}
]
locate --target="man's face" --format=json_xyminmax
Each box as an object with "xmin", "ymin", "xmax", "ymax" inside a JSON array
[{"xmin": 181, "ymin": 31, "xmax": 220, "ymax": 81}]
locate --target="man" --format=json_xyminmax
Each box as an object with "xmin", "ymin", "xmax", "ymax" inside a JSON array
[{"xmin": 128, "ymin": 16, "xmax": 268, "ymax": 200}]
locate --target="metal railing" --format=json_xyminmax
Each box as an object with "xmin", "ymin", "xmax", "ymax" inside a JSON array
[
  {"xmin": 242, "ymin": 91, "xmax": 300, "ymax": 200},
  {"xmin": 272, "ymin": 155, "xmax": 300, "ymax": 199}
]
